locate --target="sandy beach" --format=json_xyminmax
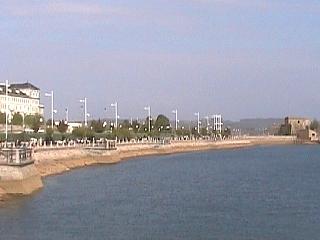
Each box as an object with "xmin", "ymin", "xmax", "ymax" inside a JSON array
[{"xmin": 0, "ymin": 136, "xmax": 295, "ymax": 201}]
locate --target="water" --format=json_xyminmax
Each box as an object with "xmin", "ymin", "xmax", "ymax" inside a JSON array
[{"xmin": 1, "ymin": 145, "xmax": 320, "ymax": 240}]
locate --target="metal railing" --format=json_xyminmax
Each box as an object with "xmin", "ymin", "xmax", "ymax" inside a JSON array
[
  {"xmin": 0, "ymin": 147, "xmax": 34, "ymax": 166},
  {"xmin": 31, "ymin": 139, "xmax": 117, "ymax": 152}
]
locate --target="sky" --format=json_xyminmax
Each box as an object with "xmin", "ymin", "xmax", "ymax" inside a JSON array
[{"xmin": 0, "ymin": 0, "xmax": 319, "ymax": 121}]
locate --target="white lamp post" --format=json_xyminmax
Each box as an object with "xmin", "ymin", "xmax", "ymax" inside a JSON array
[
  {"xmin": 172, "ymin": 109, "xmax": 178, "ymax": 131},
  {"xmin": 3, "ymin": 80, "xmax": 8, "ymax": 143},
  {"xmin": 65, "ymin": 108, "xmax": 69, "ymax": 123},
  {"xmin": 110, "ymin": 102, "xmax": 118, "ymax": 129},
  {"xmin": 45, "ymin": 90, "xmax": 55, "ymax": 129},
  {"xmin": 80, "ymin": 97, "xmax": 88, "ymax": 127},
  {"xmin": 205, "ymin": 116, "xmax": 210, "ymax": 131},
  {"xmin": 22, "ymin": 112, "xmax": 25, "ymax": 131},
  {"xmin": 194, "ymin": 112, "xmax": 200, "ymax": 134},
  {"xmin": 144, "ymin": 106, "xmax": 151, "ymax": 132},
  {"xmin": 5, "ymin": 80, "xmax": 8, "ymax": 143},
  {"xmin": 0, "ymin": 80, "xmax": 9, "ymax": 144}
]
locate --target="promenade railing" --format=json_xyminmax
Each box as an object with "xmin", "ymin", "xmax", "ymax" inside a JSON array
[
  {"xmin": 0, "ymin": 136, "xmax": 243, "ymax": 154},
  {"xmin": 0, "ymin": 147, "xmax": 34, "ymax": 166},
  {"xmin": 30, "ymin": 139, "xmax": 117, "ymax": 151}
]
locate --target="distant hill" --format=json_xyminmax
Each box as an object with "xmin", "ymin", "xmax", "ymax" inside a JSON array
[
  {"xmin": 224, "ymin": 118, "xmax": 283, "ymax": 129},
  {"xmin": 176, "ymin": 118, "xmax": 283, "ymax": 135}
]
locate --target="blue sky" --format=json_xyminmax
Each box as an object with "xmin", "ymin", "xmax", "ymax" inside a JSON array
[{"xmin": 0, "ymin": 0, "xmax": 319, "ymax": 121}]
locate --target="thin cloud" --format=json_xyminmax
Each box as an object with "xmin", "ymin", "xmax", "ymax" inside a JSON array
[
  {"xmin": 46, "ymin": 2, "xmax": 110, "ymax": 15},
  {"xmin": 1, "ymin": 1, "xmax": 194, "ymax": 35},
  {"xmin": 188, "ymin": 0, "xmax": 320, "ymax": 12},
  {"xmin": 1, "ymin": 1, "xmax": 129, "ymax": 17}
]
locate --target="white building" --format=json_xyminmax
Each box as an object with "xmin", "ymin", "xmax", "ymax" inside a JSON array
[
  {"xmin": 0, "ymin": 82, "xmax": 44, "ymax": 117},
  {"xmin": 67, "ymin": 122, "xmax": 82, "ymax": 133}
]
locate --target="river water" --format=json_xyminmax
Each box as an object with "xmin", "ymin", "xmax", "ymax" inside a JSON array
[{"xmin": 1, "ymin": 145, "xmax": 320, "ymax": 240}]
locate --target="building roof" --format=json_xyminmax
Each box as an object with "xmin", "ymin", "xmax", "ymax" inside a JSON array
[
  {"xmin": 0, "ymin": 86, "xmax": 30, "ymax": 98},
  {"xmin": 285, "ymin": 116, "xmax": 311, "ymax": 121},
  {"xmin": 10, "ymin": 82, "xmax": 40, "ymax": 90}
]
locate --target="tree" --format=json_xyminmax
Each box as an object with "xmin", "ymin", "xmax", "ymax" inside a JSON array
[
  {"xmin": 138, "ymin": 117, "xmax": 154, "ymax": 134},
  {"xmin": 0, "ymin": 112, "xmax": 5, "ymax": 124},
  {"xmin": 46, "ymin": 119, "xmax": 51, "ymax": 126},
  {"xmin": 222, "ymin": 128, "xmax": 232, "ymax": 137},
  {"xmin": 11, "ymin": 113, "xmax": 23, "ymax": 126},
  {"xmin": 121, "ymin": 119, "xmax": 131, "ymax": 129},
  {"xmin": 191, "ymin": 127, "xmax": 200, "ymax": 138},
  {"xmin": 72, "ymin": 127, "xmax": 85, "ymax": 138},
  {"xmin": 152, "ymin": 115, "xmax": 171, "ymax": 138},
  {"xmin": 310, "ymin": 119, "xmax": 319, "ymax": 131},
  {"xmin": 131, "ymin": 120, "xmax": 140, "ymax": 133},
  {"xmin": 90, "ymin": 119, "xmax": 105, "ymax": 133},
  {"xmin": 176, "ymin": 128, "xmax": 190, "ymax": 137},
  {"xmin": 200, "ymin": 127, "xmax": 208, "ymax": 136},
  {"xmin": 154, "ymin": 114, "xmax": 170, "ymax": 132},
  {"xmin": 113, "ymin": 128, "xmax": 133, "ymax": 141},
  {"xmin": 24, "ymin": 114, "xmax": 43, "ymax": 133},
  {"xmin": 45, "ymin": 127, "xmax": 54, "ymax": 141},
  {"xmin": 72, "ymin": 127, "xmax": 94, "ymax": 139},
  {"xmin": 57, "ymin": 121, "xmax": 68, "ymax": 133}
]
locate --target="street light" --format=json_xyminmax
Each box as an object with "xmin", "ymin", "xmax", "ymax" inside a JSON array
[
  {"xmin": 194, "ymin": 112, "xmax": 200, "ymax": 134},
  {"xmin": 0, "ymin": 80, "xmax": 9, "ymax": 144},
  {"xmin": 9, "ymin": 107, "xmax": 14, "ymax": 143},
  {"xmin": 0, "ymin": 80, "xmax": 10, "ymax": 144},
  {"xmin": 172, "ymin": 109, "xmax": 178, "ymax": 131},
  {"xmin": 144, "ymin": 106, "xmax": 151, "ymax": 132},
  {"xmin": 65, "ymin": 108, "xmax": 69, "ymax": 123},
  {"xmin": 205, "ymin": 116, "xmax": 210, "ymax": 131},
  {"xmin": 22, "ymin": 112, "xmax": 25, "ymax": 132},
  {"xmin": 110, "ymin": 102, "xmax": 118, "ymax": 129},
  {"xmin": 45, "ymin": 90, "xmax": 56, "ymax": 129},
  {"xmin": 79, "ymin": 97, "xmax": 88, "ymax": 127}
]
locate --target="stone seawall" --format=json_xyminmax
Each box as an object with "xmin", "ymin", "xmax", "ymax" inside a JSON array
[
  {"xmin": 0, "ymin": 165, "xmax": 43, "ymax": 196},
  {"xmin": 34, "ymin": 138, "xmax": 286, "ymax": 178},
  {"xmin": 0, "ymin": 137, "xmax": 296, "ymax": 201}
]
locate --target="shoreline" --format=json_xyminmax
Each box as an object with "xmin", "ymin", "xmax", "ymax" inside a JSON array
[
  {"xmin": 33, "ymin": 139, "xmax": 268, "ymax": 178},
  {"xmin": 0, "ymin": 137, "xmax": 296, "ymax": 202}
]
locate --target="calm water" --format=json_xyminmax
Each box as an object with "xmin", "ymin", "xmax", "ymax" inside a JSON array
[{"xmin": 1, "ymin": 145, "xmax": 320, "ymax": 240}]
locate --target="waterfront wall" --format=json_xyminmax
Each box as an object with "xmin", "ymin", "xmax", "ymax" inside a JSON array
[
  {"xmin": 0, "ymin": 136, "xmax": 296, "ymax": 201},
  {"xmin": 0, "ymin": 165, "xmax": 43, "ymax": 195},
  {"xmin": 34, "ymin": 138, "xmax": 285, "ymax": 178}
]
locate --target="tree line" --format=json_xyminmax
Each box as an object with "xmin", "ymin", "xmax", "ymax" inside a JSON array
[{"xmin": 0, "ymin": 112, "xmax": 231, "ymax": 141}]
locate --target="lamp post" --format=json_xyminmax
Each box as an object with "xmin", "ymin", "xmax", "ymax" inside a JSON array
[
  {"xmin": 194, "ymin": 112, "xmax": 200, "ymax": 134},
  {"xmin": 205, "ymin": 116, "xmax": 210, "ymax": 131},
  {"xmin": 65, "ymin": 108, "xmax": 69, "ymax": 123},
  {"xmin": 172, "ymin": 109, "xmax": 178, "ymax": 131},
  {"xmin": 45, "ymin": 91, "xmax": 55, "ymax": 129},
  {"xmin": 22, "ymin": 113, "xmax": 25, "ymax": 132},
  {"xmin": 9, "ymin": 107, "xmax": 14, "ymax": 143},
  {"xmin": 1, "ymin": 80, "xmax": 9, "ymax": 144},
  {"xmin": 4, "ymin": 80, "xmax": 8, "ymax": 144},
  {"xmin": 5, "ymin": 80, "xmax": 8, "ymax": 144},
  {"xmin": 80, "ymin": 97, "xmax": 88, "ymax": 127},
  {"xmin": 110, "ymin": 102, "xmax": 118, "ymax": 129},
  {"xmin": 144, "ymin": 106, "xmax": 151, "ymax": 132}
]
